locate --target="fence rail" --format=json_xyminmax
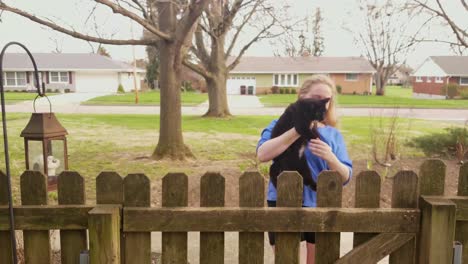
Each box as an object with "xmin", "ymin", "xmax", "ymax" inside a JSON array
[{"xmin": 0, "ymin": 159, "xmax": 467, "ymax": 264}]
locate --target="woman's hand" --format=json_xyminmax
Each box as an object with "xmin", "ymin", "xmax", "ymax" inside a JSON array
[
  {"xmin": 309, "ymin": 138, "xmax": 351, "ymax": 184},
  {"xmin": 308, "ymin": 139, "xmax": 335, "ymax": 163}
]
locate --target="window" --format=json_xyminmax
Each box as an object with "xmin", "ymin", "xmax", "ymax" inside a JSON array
[
  {"xmin": 426, "ymin": 76, "xmax": 432, "ymax": 83},
  {"xmin": 2, "ymin": 72, "xmax": 27, "ymax": 87},
  {"xmin": 273, "ymin": 74, "xmax": 299, "ymax": 87},
  {"xmin": 50, "ymin": 72, "xmax": 69, "ymax": 83},
  {"xmin": 435, "ymin": 76, "xmax": 443, "ymax": 83},
  {"xmin": 461, "ymin": 77, "xmax": 468, "ymax": 86},
  {"xmin": 416, "ymin": 76, "xmax": 422, "ymax": 82},
  {"xmin": 345, "ymin": 73, "xmax": 358, "ymax": 81}
]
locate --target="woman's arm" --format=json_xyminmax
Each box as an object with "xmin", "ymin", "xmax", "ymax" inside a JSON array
[
  {"xmin": 257, "ymin": 127, "xmax": 301, "ymax": 162},
  {"xmin": 308, "ymin": 139, "xmax": 350, "ymax": 183}
]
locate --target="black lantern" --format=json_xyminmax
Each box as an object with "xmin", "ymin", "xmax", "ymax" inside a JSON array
[{"xmin": 20, "ymin": 113, "xmax": 68, "ymax": 191}]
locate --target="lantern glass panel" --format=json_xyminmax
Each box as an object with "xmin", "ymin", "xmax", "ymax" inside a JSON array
[
  {"xmin": 28, "ymin": 140, "xmax": 44, "ymax": 172},
  {"xmin": 47, "ymin": 139, "xmax": 65, "ymax": 176}
]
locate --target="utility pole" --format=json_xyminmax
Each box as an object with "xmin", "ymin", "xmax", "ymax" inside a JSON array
[{"xmin": 130, "ymin": 19, "xmax": 139, "ymax": 104}]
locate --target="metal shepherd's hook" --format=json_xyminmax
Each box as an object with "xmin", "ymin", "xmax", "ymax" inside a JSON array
[{"xmin": 0, "ymin": 41, "xmax": 46, "ymax": 264}]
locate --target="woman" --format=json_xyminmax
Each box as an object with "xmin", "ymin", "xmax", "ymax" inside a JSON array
[{"xmin": 256, "ymin": 75, "xmax": 352, "ymax": 264}]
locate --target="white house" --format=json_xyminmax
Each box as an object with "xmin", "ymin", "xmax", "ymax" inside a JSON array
[{"xmin": 1, "ymin": 53, "xmax": 145, "ymax": 93}]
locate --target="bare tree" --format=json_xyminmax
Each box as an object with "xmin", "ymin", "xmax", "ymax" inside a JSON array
[
  {"xmin": 183, "ymin": 0, "xmax": 282, "ymax": 117},
  {"xmin": 411, "ymin": 0, "xmax": 467, "ymax": 48},
  {"xmin": 348, "ymin": 0, "xmax": 431, "ymax": 95},
  {"xmin": 0, "ymin": 0, "xmax": 210, "ymax": 160},
  {"xmin": 311, "ymin": 7, "xmax": 324, "ymax": 56}
]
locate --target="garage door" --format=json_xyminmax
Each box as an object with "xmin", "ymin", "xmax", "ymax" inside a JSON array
[
  {"xmin": 75, "ymin": 72, "xmax": 119, "ymax": 93},
  {"xmin": 227, "ymin": 77, "xmax": 256, "ymax": 95}
]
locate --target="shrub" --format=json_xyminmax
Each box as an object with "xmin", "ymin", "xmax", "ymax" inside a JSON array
[
  {"xmin": 117, "ymin": 84, "xmax": 125, "ymax": 94},
  {"xmin": 441, "ymin": 83, "xmax": 460, "ymax": 99},
  {"xmin": 336, "ymin": 85, "xmax": 342, "ymax": 94},
  {"xmin": 459, "ymin": 88, "xmax": 468, "ymax": 99},
  {"xmin": 271, "ymin": 86, "xmax": 279, "ymax": 94},
  {"xmin": 284, "ymin": 88, "xmax": 290, "ymax": 94},
  {"xmin": 407, "ymin": 127, "xmax": 468, "ymax": 158},
  {"xmin": 291, "ymin": 88, "xmax": 297, "ymax": 94},
  {"xmin": 279, "ymin": 88, "xmax": 284, "ymax": 94},
  {"xmin": 64, "ymin": 88, "xmax": 71, "ymax": 93},
  {"xmin": 54, "ymin": 89, "xmax": 60, "ymax": 93},
  {"xmin": 46, "ymin": 88, "xmax": 52, "ymax": 93}
]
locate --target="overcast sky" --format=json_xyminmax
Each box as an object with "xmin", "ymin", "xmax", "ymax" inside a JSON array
[{"xmin": 0, "ymin": 0, "xmax": 466, "ymax": 69}]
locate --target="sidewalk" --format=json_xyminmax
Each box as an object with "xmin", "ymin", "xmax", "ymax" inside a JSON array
[{"xmin": 6, "ymin": 103, "xmax": 467, "ymax": 122}]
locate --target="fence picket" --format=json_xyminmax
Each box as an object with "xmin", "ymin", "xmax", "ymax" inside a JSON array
[
  {"xmin": 200, "ymin": 172, "xmax": 225, "ymax": 264},
  {"xmin": 21, "ymin": 170, "xmax": 51, "ymax": 264},
  {"xmin": 58, "ymin": 171, "xmax": 87, "ymax": 264},
  {"xmin": 315, "ymin": 171, "xmax": 343, "ymax": 263},
  {"xmin": 456, "ymin": 163, "xmax": 468, "ymax": 263},
  {"xmin": 124, "ymin": 173, "xmax": 151, "ymax": 264},
  {"xmin": 238, "ymin": 171, "xmax": 264, "ymax": 264},
  {"xmin": 275, "ymin": 171, "xmax": 302, "ymax": 264},
  {"xmin": 353, "ymin": 171, "xmax": 381, "ymax": 248},
  {"xmin": 0, "ymin": 171, "xmax": 13, "ymax": 264},
  {"xmin": 389, "ymin": 171, "xmax": 418, "ymax": 264},
  {"xmin": 161, "ymin": 173, "xmax": 188, "ymax": 264}
]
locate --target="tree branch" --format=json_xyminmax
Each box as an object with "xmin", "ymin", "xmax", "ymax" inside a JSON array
[
  {"xmin": 95, "ymin": 0, "xmax": 171, "ymax": 41},
  {"xmin": 227, "ymin": 18, "xmax": 275, "ymax": 71},
  {"xmin": 182, "ymin": 59, "xmax": 212, "ymax": 78},
  {"xmin": 0, "ymin": 2, "xmax": 155, "ymax": 45},
  {"xmin": 225, "ymin": 0, "xmax": 261, "ymax": 58}
]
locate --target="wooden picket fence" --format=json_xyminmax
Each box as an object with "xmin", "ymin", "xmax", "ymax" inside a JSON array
[{"xmin": 0, "ymin": 159, "xmax": 467, "ymax": 264}]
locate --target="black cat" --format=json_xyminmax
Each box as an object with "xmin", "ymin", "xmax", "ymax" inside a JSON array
[{"xmin": 269, "ymin": 98, "xmax": 330, "ymax": 191}]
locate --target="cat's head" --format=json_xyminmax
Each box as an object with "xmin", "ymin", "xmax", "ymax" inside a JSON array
[{"xmin": 296, "ymin": 98, "xmax": 330, "ymax": 122}]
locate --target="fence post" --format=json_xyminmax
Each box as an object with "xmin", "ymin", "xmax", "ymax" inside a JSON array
[
  {"xmin": 200, "ymin": 172, "xmax": 225, "ymax": 264},
  {"xmin": 315, "ymin": 171, "xmax": 342, "ymax": 264},
  {"xmin": 275, "ymin": 171, "xmax": 303, "ymax": 264},
  {"xmin": 88, "ymin": 205, "xmax": 121, "ymax": 264},
  {"xmin": 161, "ymin": 173, "xmax": 188, "ymax": 264},
  {"xmin": 417, "ymin": 159, "xmax": 446, "ymax": 263},
  {"xmin": 123, "ymin": 173, "xmax": 151, "ymax": 264},
  {"xmin": 456, "ymin": 163, "xmax": 468, "ymax": 263},
  {"xmin": 238, "ymin": 171, "xmax": 264, "ymax": 264},
  {"xmin": 58, "ymin": 171, "xmax": 87, "ymax": 264},
  {"xmin": 419, "ymin": 196, "xmax": 456, "ymax": 263},
  {"xmin": 0, "ymin": 171, "xmax": 13, "ymax": 264},
  {"xmin": 353, "ymin": 171, "xmax": 381, "ymax": 248},
  {"xmin": 389, "ymin": 171, "xmax": 419, "ymax": 263},
  {"xmin": 21, "ymin": 170, "xmax": 51, "ymax": 264}
]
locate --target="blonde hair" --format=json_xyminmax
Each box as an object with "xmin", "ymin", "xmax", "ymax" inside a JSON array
[{"xmin": 298, "ymin": 75, "xmax": 338, "ymax": 127}]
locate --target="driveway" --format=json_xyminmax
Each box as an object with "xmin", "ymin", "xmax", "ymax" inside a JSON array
[{"xmin": 22, "ymin": 92, "xmax": 111, "ymax": 106}]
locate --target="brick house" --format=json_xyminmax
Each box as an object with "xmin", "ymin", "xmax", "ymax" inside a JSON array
[
  {"xmin": 227, "ymin": 56, "xmax": 375, "ymax": 95},
  {"xmin": 412, "ymin": 56, "xmax": 468, "ymax": 99}
]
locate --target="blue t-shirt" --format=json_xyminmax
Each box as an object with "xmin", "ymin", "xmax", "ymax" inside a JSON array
[{"xmin": 257, "ymin": 120, "xmax": 353, "ymax": 207}]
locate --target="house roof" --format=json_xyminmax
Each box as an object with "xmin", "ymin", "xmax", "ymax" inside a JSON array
[
  {"xmin": 229, "ymin": 56, "xmax": 375, "ymax": 74},
  {"xmin": 430, "ymin": 56, "xmax": 468, "ymax": 76},
  {"xmin": 2, "ymin": 53, "xmax": 145, "ymax": 73}
]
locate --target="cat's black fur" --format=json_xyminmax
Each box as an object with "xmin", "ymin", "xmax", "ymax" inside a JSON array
[{"xmin": 269, "ymin": 98, "xmax": 330, "ymax": 190}]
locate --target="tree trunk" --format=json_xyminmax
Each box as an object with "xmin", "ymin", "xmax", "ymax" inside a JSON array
[
  {"xmin": 375, "ymin": 71, "xmax": 386, "ymax": 96},
  {"xmin": 204, "ymin": 72, "xmax": 231, "ymax": 117},
  {"xmin": 152, "ymin": 1, "xmax": 193, "ymax": 160}
]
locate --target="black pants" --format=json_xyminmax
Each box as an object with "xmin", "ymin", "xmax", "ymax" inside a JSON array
[{"xmin": 267, "ymin": 200, "xmax": 316, "ymax": 245}]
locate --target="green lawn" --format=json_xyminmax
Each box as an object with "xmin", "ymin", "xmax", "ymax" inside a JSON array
[
  {"xmin": 83, "ymin": 90, "xmax": 208, "ymax": 106},
  {"xmin": 0, "ymin": 113, "xmax": 461, "ymax": 202},
  {"xmin": 259, "ymin": 86, "xmax": 468, "ymax": 108},
  {"xmin": 2, "ymin": 92, "xmax": 46, "ymax": 104}
]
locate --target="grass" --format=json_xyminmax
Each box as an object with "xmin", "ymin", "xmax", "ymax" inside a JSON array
[
  {"xmin": 0, "ymin": 113, "xmax": 461, "ymax": 203},
  {"xmin": 2, "ymin": 92, "xmax": 46, "ymax": 104},
  {"xmin": 259, "ymin": 86, "xmax": 468, "ymax": 109},
  {"xmin": 83, "ymin": 90, "xmax": 208, "ymax": 106}
]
